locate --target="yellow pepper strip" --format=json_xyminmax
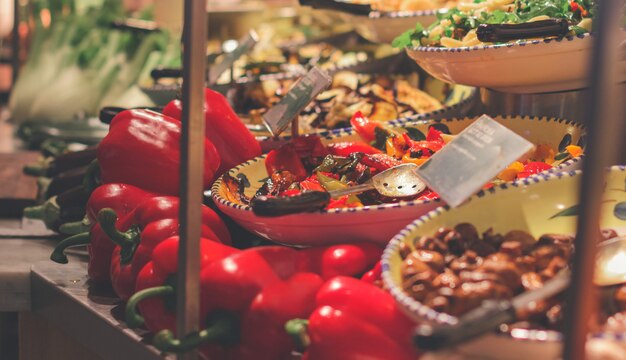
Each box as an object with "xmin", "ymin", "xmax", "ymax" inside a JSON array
[
  {"xmin": 401, "ymin": 153, "xmax": 429, "ymax": 166},
  {"xmin": 532, "ymin": 144, "xmax": 555, "ymax": 164},
  {"xmin": 440, "ymin": 134, "xmax": 455, "ymax": 144},
  {"xmin": 566, "ymin": 145, "xmax": 583, "ymax": 158},
  {"xmin": 497, "ymin": 161, "xmax": 525, "ymax": 182},
  {"xmin": 316, "ymin": 172, "xmax": 348, "ymax": 193},
  {"xmin": 317, "ymin": 172, "xmax": 364, "ymax": 205},
  {"xmin": 385, "ymin": 135, "xmax": 405, "ymax": 160},
  {"xmin": 346, "ymin": 195, "xmax": 363, "ymax": 207}
]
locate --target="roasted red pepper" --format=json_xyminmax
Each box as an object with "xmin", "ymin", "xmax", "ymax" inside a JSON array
[
  {"xmin": 426, "ymin": 126, "xmax": 444, "ymax": 142},
  {"xmin": 517, "ymin": 161, "xmax": 552, "ymax": 179},
  {"xmin": 350, "ymin": 111, "xmax": 382, "ymax": 143},
  {"xmin": 50, "ymin": 184, "xmax": 156, "ymax": 283},
  {"xmin": 97, "ymin": 109, "xmax": 220, "ymax": 195},
  {"xmin": 359, "ymin": 153, "xmax": 402, "ymax": 172},
  {"xmin": 163, "ymin": 88, "xmax": 261, "ymax": 175},
  {"xmin": 327, "ymin": 142, "xmax": 382, "ymax": 157},
  {"xmin": 265, "ymin": 144, "xmax": 307, "ymax": 181},
  {"xmin": 299, "ymin": 175, "xmax": 325, "ymax": 192},
  {"xmin": 291, "ymin": 135, "xmax": 329, "ymax": 159},
  {"xmin": 287, "ymin": 276, "xmax": 418, "ymax": 360},
  {"xmin": 97, "ymin": 196, "xmax": 230, "ymax": 300}
]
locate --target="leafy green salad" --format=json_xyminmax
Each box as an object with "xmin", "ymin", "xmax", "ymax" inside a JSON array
[{"xmin": 392, "ymin": 0, "xmax": 596, "ymax": 48}]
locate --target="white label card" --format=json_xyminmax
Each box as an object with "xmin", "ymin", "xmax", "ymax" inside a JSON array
[
  {"xmin": 416, "ymin": 115, "xmax": 535, "ymax": 208},
  {"xmin": 262, "ymin": 67, "xmax": 332, "ymax": 137}
]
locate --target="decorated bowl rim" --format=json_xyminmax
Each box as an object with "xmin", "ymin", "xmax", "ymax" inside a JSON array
[
  {"xmin": 211, "ymin": 114, "xmax": 586, "ymax": 215},
  {"xmin": 255, "ymin": 84, "xmax": 479, "ymax": 143},
  {"xmin": 407, "ymin": 32, "xmax": 591, "ymax": 53},
  {"xmin": 381, "ymin": 165, "xmax": 626, "ymax": 342}
]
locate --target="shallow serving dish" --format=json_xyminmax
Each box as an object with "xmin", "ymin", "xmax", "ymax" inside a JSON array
[
  {"xmin": 406, "ymin": 33, "xmax": 626, "ymax": 94},
  {"xmin": 212, "ymin": 115, "xmax": 585, "ymax": 246},
  {"xmin": 382, "ymin": 166, "xmax": 626, "ymax": 359},
  {"xmin": 339, "ymin": 10, "xmax": 441, "ymax": 44}
]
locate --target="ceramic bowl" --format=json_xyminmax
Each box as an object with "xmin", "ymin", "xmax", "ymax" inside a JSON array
[
  {"xmin": 382, "ymin": 166, "xmax": 626, "ymax": 359},
  {"xmin": 211, "ymin": 115, "xmax": 585, "ymax": 246},
  {"xmin": 406, "ymin": 33, "xmax": 626, "ymax": 94}
]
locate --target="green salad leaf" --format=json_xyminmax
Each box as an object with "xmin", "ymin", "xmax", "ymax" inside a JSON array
[{"xmin": 391, "ymin": 0, "xmax": 598, "ymax": 48}]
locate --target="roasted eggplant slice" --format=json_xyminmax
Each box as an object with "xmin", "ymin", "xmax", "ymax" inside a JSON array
[{"xmin": 369, "ymin": 101, "xmax": 399, "ymax": 122}]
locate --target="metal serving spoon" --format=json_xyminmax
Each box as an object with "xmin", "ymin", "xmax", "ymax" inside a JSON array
[
  {"xmin": 251, "ymin": 163, "xmax": 426, "ymax": 217},
  {"xmin": 413, "ymin": 236, "xmax": 626, "ymax": 351}
]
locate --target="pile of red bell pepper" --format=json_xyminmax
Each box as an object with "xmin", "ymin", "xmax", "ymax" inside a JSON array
[{"xmin": 48, "ymin": 97, "xmax": 421, "ymax": 359}]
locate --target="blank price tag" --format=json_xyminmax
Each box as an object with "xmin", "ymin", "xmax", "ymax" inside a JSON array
[
  {"xmin": 416, "ymin": 115, "xmax": 535, "ymax": 208},
  {"xmin": 208, "ymin": 30, "xmax": 259, "ymax": 85},
  {"xmin": 262, "ymin": 67, "xmax": 332, "ymax": 137}
]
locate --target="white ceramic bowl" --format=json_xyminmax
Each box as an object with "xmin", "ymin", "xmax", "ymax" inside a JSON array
[
  {"xmin": 406, "ymin": 33, "xmax": 626, "ymax": 94},
  {"xmin": 212, "ymin": 115, "xmax": 585, "ymax": 246},
  {"xmin": 382, "ymin": 166, "xmax": 626, "ymax": 359}
]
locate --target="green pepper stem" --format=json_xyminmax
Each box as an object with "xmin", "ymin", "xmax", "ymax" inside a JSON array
[
  {"xmin": 82, "ymin": 159, "xmax": 101, "ymax": 193},
  {"xmin": 59, "ymin": 219, "xmax": 91, "ymax": 235},
  {"xmin": 285, "ymin": 318, "xmax": 310, "ymax": 350},
  {"xmin": 23, "ymin": 205, "xmax": 44, "ymax": 219},
  {"xmin": 153, "ymin": 312, "xmax": 240, "ymax": 353},
  {"xmin": 23, "ymin": 161, "xmax": 49, "ymax": 176},
  {"xmin": 23, "ymin": 197, "xmax": 61, "ymax": 230},
  {"xmin": 97, "ymin": 208, "xmax": 140, "ymax": 264},
  {"xmin": 125, "ymin": 285, "xmax": 174, "ymax": 328},
  {"xmin": 50, "ymin": 232, "xmax": 90, "ymax": 264}
]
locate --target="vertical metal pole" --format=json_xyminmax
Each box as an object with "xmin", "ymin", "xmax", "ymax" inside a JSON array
[
  {"xmin": 12, "ymin": 0, "xmax": 19, "ymax": 84},
  {"xmin": 178, "ymin": 0, "xmax": 207, "ymax": 359},
  {"xmin": 562, "ymin": 1, "xmax": 626, "ymax": 359}
]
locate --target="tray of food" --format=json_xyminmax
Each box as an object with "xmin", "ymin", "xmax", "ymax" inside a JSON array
[
  {"xmin": 392, "ymin": 0, "xmax": 626, "ymax": 93},
  {"xmin": 211, "ymin": 114, "xmax": 585, "ymax": 246},
  {"xmin": 227, "ymin": 53, "xmax": 477, "ymax": 141},
  {"xmin": 299, "ymin": 0, "xmax": 458, "ymax": 43},
  {"xmin": 141, "ymin": 31, "xmax": 398, "ymax": 105},
  {"xmin": 382, "ymin": 165, "xmax": 626, "ymax": 359}
]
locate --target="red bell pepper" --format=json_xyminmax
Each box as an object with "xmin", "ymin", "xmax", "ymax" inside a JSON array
[
  {"xmin": 163, "ymin": 88, "xmax": 261, "ymax": 175},
  {"xmin": 97, "ymin": 109, "xmax": 220, "ymax": 195},
  {"xmin": 265, "ymin": 144, "xmax": 307, "ymax": 181},
  {"xmin": 350, "ymin": 111, "xmax": 382, "ymax": 143},
  {"xmin": 361, "ymin": 260, "xmax": 382, "ymax": 286},
  {"xmin": 97, "ymin": 196, "xmax": 230, "ymax": 300},
  {"xmin": 50, "ymin": 183, "xmax": 156, "ymax": 283},
  {"xmin": 517, "ymin": 161, "xmax": 552, "ymax": 179},
  {"xmin": 327, "ymin": 142, "xmax": 382, "ymax": 157},
  {"xmin": 127, "ymin": 246, "xmax": 324, "ymax": 359},
  {"xmin": 287, "ymin": 276, "xmax": 418, "ymax": 360},
  {"xmin": 297, "ymin": 243, "xmax": 383, "ymax": 279},
  {"xmin": 125, "ymin": 236, "xmax": 239, "ymax": 333}
]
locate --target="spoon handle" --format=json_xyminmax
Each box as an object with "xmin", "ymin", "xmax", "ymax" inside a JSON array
[
  {"xmin": 329, "ymin": 183, "xmax": 375, "ymax": 198},
  {"xmin": 251, "ymin": 192, "xmax": 331, "ymax": 217},
  {"xmin": 298, "ymin": 0, "xmax": 372, "ymax": 16},
  {"xmin": 476, "ymin": 19, "xmax": 570, "ymax": 43},
  {"xmin": 414, "ymin": 271, "xmax": 571, "ymax": 351}
]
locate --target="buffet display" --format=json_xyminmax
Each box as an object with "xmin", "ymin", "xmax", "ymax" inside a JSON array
[{"xmin": 9, "ymin": 0, "xmax": 626, "ymax": 359}]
